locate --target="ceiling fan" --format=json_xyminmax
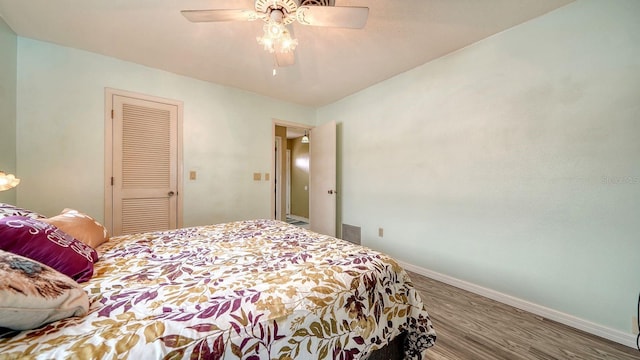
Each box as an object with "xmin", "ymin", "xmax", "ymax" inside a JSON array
[{"xmin": 181, "ymin": 0, "xmax": 369, "ymax": 67}]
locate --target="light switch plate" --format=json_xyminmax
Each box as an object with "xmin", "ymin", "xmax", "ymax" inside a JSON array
[
  {"xmin": 264, "ymin": 173, "xmax": 270, "ymax": 181},
  {"xmin": 253, "ymin": 173, "xmax": 261, "ymax": 181},
  {"xmin": 189, "ymin": 171, "xmax": 197, "ymax": 180}
]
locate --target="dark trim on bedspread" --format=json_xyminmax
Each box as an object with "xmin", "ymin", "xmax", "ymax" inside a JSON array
[{"xmin": 367, "ymin": 332, "xmax": 406, "ymax": 360}]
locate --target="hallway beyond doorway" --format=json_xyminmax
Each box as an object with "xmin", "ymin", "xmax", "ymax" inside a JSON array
[{"xmin": 286, "ymin": 215, "xmax": 309, "ymax": 229}]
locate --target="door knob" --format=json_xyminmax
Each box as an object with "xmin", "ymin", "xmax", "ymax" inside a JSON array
[{"xmin": 168, "ymin": 191, "xmax": 175, "ymax": 197}]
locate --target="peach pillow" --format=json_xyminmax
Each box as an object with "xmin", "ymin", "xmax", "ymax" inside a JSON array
[{"xmin": 42, "ymin": 209, "xmax": 109, "ymax": 249}]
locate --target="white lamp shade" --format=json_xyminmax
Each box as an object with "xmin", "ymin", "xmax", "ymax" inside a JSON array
[{"xmin": 0, "ymin": 171, "xmax": 20, "ymax": 191}]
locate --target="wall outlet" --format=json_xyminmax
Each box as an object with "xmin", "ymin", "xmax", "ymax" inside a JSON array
[
  {"xmin": 378, "ymin": 227, "xmax": 384, "ymax": 237},
  {"xmin": 633, "ymin": 316, "xmax": 639, "ymax": 335}
]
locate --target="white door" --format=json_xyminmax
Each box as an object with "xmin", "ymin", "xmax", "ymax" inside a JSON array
[
  {"xmin": 110, "ymin": 93, "xmax": 180, "ymax": 235},
  {"xmin": 309, "ymin": 120, "xmax": 336, "ymax": 236}
]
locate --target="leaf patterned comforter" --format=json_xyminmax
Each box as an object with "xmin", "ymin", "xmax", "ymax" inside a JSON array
[{"xmin": 0, "ymin": 219, "xmax": 436, "ymax": 359}]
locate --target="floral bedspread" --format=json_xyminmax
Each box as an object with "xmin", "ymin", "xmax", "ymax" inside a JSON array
[{"xmin": 0, "ymin": 219, "xmax": 435, "ymax": 359}]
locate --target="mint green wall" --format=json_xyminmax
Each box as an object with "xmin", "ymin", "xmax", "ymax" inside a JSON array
[
  {"xmin": 318, "ymin": 0, "xmax": 640, "ymax": 336},
  {"xmin": 0, "ymin": 17, "xmax": 17, "ymax": 204},
  {"xmin": 15, "ymin": 38, "xmax": 315, "ymax": 225}
]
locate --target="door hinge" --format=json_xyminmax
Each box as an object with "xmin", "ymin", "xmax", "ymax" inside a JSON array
[
  {"xmin": 110, "ymin": 177, "xmax": 114, "ymax": 186},
  {"xmin": 111, "ymin": 109, "xmax": 114, "ymax": 119}
]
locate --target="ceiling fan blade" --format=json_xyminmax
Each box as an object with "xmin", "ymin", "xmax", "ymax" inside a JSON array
[
  {"xmin": 296, "ymin": 6, "xmax": 369, "ymax": 29},
  {"xmin": 275, "ymin": 51, "xmax": 296, "ymax": 67},
  {"xmin": 181, "ymin": 9, "xmax": 257, "ymax": 23}
]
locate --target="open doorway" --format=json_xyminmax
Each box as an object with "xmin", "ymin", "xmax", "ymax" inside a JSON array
[
  {"xmin": 273, "ymin": 121, "xmax": 311, "ymax": 228},
  {"xmin": 286, "ymin": 131, "xmax": 310, "ymax": 229}
]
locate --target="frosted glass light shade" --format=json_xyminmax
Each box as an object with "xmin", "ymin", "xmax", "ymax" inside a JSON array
[{"xmin": 0, "ymin": 171, "xmax": 20, "ymax": 191}]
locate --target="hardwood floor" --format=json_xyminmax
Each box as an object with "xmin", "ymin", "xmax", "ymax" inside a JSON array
[{"xmin": 407, "ymin": 271, "xmax": 640, "ymax": 360}]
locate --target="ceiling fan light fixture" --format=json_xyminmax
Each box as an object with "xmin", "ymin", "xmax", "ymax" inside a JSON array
[
  {"xmin": 182, "ymin": 0, "xmax": 369, "ymax": 68},
  {"xmin": 257, "ymin": 20, "xmax": 297, "ymax": 54}
]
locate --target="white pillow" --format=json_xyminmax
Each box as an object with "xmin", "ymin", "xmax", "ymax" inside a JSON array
[{"xmin": 0, "ymin": 249, "xmax": 89, "ymax": 330}]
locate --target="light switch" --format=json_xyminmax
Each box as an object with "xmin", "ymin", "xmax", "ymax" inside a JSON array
[
  {"xmin": 253, "ymin": 172, "xmax": 261, "ymax": 181},
  {"xmin": 189, "ymin": 171, "xmax": 197, "ymax": 180},
  {"xmin": 264, "ymin": 173, "xmax": 270, "ymax": 181}
]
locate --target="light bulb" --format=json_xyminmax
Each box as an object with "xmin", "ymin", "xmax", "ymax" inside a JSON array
[
  {"xmin": 277, "ymin": 30, "xmax": 298, "ymax": 53},
  {"xmin": 280, "ymin": 38, "xmax": 298, "ymax": 52},
  {"xmin": 257, "ymin": 36, "xmax": 275, "ymax": 53},
  {"xmin": 265, "ymin": 22, "xmax": 284, "ymax": 39}
]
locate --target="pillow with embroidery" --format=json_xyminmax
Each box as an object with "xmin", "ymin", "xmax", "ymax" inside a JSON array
[
  {"xmin": 0, "ymin": 216, "xmax": 98, "ymax": 282},
  {"xmin": 0, "ymin": 203, "xmax": 45, "ymax": 220},
  {"xmin": 41, "ymin": 208, "xmax": 109, "ymax": 249},
  {"xmin": 0, "ymin": 249, "xmax": 89, "ymax": 330}
]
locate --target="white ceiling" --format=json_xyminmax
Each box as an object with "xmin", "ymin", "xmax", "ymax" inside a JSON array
[{"xmin": 0, "ymin": 0, "xmax": 573, "ymax": 107}]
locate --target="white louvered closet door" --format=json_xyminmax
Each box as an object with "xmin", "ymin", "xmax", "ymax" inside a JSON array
[{"xmin": 112, "ymin": 95, "xmax": 178, "ymax": 236}]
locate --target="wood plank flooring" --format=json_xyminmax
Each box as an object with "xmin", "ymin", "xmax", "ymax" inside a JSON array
[{"xmin": 406, "ymin": 271, "xmax": 640, "ymax": 360}]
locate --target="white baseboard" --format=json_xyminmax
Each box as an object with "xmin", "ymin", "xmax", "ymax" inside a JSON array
[{"xmin": 398, "ymin": 260, "xmax": 638, "ymax": 349}]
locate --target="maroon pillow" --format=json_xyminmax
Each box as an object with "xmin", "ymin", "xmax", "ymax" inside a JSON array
[{"xmin": 0, "ymin": 216, "xmax": 97, "ymax": 282}]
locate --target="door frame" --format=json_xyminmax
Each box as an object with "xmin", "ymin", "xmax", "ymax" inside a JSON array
[
  {"xmin": 271, "ymin": 119, "xmax": 312, "ymax": 221},
  {"xmin": 286, "ymin": 149, "xmax": 291, "ymax": 216},
  {"xmin": 274, "ymin": 136, "xmax": 283, "ymax": 220},
  {"xmin": 104, "ymin": 88, "xmax": 184, "ymax": 234}
]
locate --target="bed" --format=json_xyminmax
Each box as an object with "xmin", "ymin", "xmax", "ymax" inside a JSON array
[{"xmin": 0, "ymin": 213, "xmax": 436, "ymax": 359}]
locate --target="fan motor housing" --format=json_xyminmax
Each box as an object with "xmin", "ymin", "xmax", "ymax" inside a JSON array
[
  {"xmin": 300, "ymin": 0, "xmax": 334, "ymax": 6},
  {"xmin": 255, "ymin": 0, "xmax": 334, "ymax": 25},
  {"xmin": 255, "ymin": 0, "xmax": 297, "ymax": 13}
]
